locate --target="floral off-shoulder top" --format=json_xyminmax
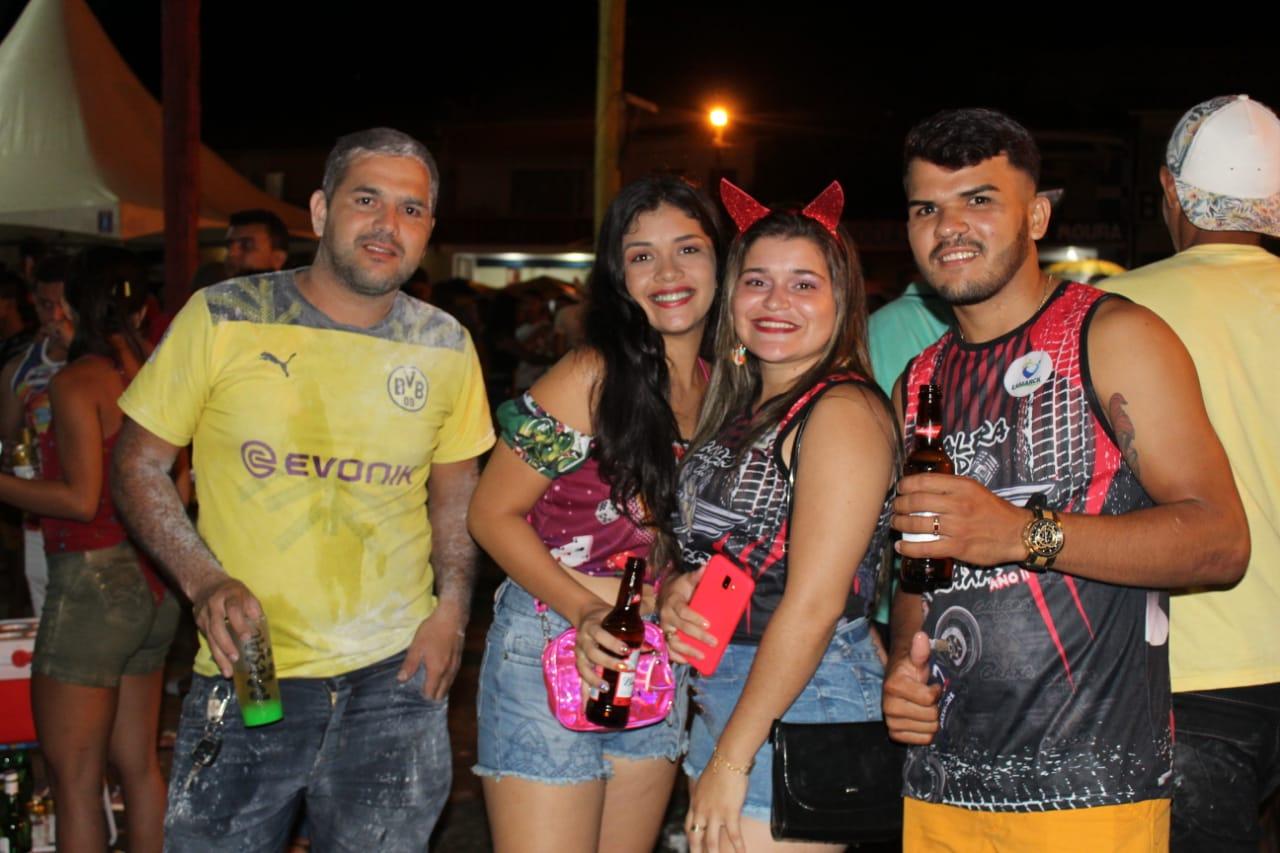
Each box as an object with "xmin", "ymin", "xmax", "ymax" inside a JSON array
[{"xmin": 497, "ymin": 393, "xmax": 655, "ymax": 580}]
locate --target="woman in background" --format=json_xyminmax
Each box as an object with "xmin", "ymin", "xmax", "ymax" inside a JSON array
[{"xmin": 0, "ymin": 247, "xmax": 177, "ymax": 853}]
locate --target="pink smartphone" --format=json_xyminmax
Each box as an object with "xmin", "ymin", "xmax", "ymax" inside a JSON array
[{"xmin": 678, "ymin": 555, "xmax": 755, "ymax": 676}]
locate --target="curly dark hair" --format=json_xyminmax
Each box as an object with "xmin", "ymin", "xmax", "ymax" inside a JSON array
[
  {"xmin": 586, "ymin": 175, "xmax": 726, "ymax": 539},
  {"xmin": 903, "ymin": 107, "xmax": 1041, "ymax": 187}
]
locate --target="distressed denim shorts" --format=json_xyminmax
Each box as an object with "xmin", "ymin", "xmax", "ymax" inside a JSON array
[
  {"xmin": 165, "ymin": 652, "xmax": 449, "ymax": 852},
  {"xmin": 34, "ymin": 541, "xmax": 179, "ymax": 687},
  {"xmin": 683, "ymin": 617, "xmax": 884, "ymax": 822},
  {"xmin": 474, "ymin": 579, "xmax": 689, "ymax": 784}
]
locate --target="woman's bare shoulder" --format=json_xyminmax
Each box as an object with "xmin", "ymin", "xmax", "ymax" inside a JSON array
[
  {"xmin": 52, "ymin": 356, "xmax": 123, "ymax": 400},
  {"xmin": 525, "ymin": 347, "xmax": 604, "ymax": 433}
]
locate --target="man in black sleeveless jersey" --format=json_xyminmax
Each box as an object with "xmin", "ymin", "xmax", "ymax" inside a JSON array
[{"xmin": 881, "ymin": 108, "xmax": 1249, "ymax": 850}]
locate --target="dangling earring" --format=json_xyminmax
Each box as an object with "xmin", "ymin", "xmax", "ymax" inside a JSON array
[{"xmin": 732, "ymin": 344, "xmax": 748, "ymax": 367}]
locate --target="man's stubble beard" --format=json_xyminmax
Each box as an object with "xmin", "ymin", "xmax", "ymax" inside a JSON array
[
  {"xmin": 320, "ymin": 234, "xmax": 415, "ymax": 298},
  {"xmin": 924, "ymin": 217, "xmax": 1032, "ymax": 307}
]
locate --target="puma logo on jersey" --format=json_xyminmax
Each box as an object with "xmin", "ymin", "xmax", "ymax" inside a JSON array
[{"xmin": 260, "ymin": 351, "xmax": 297, "ymax": 377}]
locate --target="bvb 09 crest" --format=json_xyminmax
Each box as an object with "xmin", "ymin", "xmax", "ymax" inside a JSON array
[{"xmin": 388, "ymin": 366, "xmax": 428, "ymax": 412}]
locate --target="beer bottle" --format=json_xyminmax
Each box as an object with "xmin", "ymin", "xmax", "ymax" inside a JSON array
[
  {"xmin": 1, "ymin": 771, "xmax": 30, "ymax": 853},
  {"xmin": 900, "ymin": 384, "xmax": 955, "ymax": 593},
  {"xmin": 10, "ymin": 430, "xmax": 35, "ymax": 480},
  {"xmin": 584, "ymin": 556, "xmax": 646, "ymax": 728}
]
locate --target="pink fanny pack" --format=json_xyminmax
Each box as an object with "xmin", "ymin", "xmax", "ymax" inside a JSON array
[{"xmin": 538, "ymin": 606, "xmax": 676, "ymax": 732}]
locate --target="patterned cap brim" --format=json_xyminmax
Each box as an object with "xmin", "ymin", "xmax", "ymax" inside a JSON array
[{"xmin": 1173, "ymin": 175, "xmax": 1280, "ymax": 238}]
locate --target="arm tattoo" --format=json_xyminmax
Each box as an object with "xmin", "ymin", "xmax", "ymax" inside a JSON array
[
  {"xmin": 112, "ymin": 424, "xmax": 227, "ymax": 602},
  {"xmin": 427, "ymin": 460, "xmax": 480, "ymax": 615},
  {"xmin": 1108, "ymin": 392, "xmax": 1140, "ymax": 478}
]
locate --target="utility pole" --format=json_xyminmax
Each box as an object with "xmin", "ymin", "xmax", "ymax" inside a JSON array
[
  {"xmin": 593, "ymin": 0, "xmax": 625, "ymax": 236},
  {"xmin": 162, "ymin": 0, "xmax": 200, "ymax": 310}
]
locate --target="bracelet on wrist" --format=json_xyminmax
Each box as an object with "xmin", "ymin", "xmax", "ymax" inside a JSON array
[{"xmin": 709, "ymin": 747, "xmax": 754, "ymax": 776}]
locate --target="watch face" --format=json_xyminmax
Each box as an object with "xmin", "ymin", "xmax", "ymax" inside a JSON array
[{"xmin": 1027, "ymin": 518, "xmax": 1064, "ymax": 555}]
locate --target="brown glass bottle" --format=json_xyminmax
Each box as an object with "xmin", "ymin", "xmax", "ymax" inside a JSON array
[
  {"xmin": 584, "ymin": 556, "xmax": 647, "ymax": 728},
  {"xmin": 900, "ymin": 384, "xmax": 955, "ymax": 593}
]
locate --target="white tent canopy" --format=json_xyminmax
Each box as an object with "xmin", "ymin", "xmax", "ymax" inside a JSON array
[{"xmin": 0, "ymin": 0, "xmax": 310, "ymax": 240}]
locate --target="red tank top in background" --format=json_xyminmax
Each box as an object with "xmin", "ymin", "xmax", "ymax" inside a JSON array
[{"xmin": 38, "ymin": 400, "xmax": 166, "ymax": 602}]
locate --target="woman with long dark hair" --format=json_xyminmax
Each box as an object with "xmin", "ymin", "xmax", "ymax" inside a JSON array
[
  {"xmin": 661, "ymin": 183, "xmax": 898, "ymax": 852},
  {"xmin": 0, "ymin": 247, "xmax": 177, "ymax": 853},
  {"xmin": 469, "ymin": 174, "xmax": 725, "ymax": 852}
]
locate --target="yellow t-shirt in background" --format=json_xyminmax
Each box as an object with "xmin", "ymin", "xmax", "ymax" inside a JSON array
[
  {"xmin": 1108, "ymin": 243, "xmax": 1280, "ymax": 693},
  {"xmin": 120, "ymin": 272, "xmax": 495, "ymax": 678}
]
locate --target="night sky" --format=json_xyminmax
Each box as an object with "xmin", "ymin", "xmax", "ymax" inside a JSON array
[
  {"xmin": 3, "ymin": 1, "xmax": 1279, "ymax": 223},
  {"xmin": 2, "ymin": 3, "xmax": 1274, "ymax": 144}
]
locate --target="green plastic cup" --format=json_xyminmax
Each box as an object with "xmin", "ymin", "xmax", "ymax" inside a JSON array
[{"xmin": 232, "ymin": 615, "xmax": 284, "ymax": 727}]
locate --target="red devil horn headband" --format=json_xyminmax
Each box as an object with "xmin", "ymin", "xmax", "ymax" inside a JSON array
[{"xmin": 718, "ymin": 178, "xmax": 845, "ymax": 235}]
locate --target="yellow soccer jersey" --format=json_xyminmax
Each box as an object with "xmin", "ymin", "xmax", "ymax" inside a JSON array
[{"xmin": 120, "ymin": 272, "xmax": 495, "ymax": 678}]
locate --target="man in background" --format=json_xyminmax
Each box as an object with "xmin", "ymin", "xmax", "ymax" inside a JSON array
[{"xmin": 1108, "ymin": 94, "xmax": 1280, "ymax": 852}]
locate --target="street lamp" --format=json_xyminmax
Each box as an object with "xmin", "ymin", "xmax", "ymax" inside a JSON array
[{"xmin": 708, "ymin": 106, "xmax": 730, "ymax": 146}]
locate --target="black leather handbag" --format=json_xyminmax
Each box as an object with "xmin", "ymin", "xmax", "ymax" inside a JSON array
[
  {"xmin": 770, "ymin": 719, "xmax": 905, "ymax": 842},
  {"xmin": 768, "ymin": 387, "xmax": 906, "ymax": 843}
]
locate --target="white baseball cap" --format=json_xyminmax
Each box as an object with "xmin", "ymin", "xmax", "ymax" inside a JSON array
[{"xmin": 1167, "ymin": 95, "xmax": 1280, "ymax": 237}]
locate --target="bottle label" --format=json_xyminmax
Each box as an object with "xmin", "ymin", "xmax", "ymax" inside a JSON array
[
  {"xmin": 613, "ymin": 648, "xmax": 641, "ymax": 706},
  {"xmin": 913, "ymin": 423, "xmax": 942, "ymax": 442},
  {"xmin": 901, "ymin": 511, "xmax": 941, "ymax": 543}
]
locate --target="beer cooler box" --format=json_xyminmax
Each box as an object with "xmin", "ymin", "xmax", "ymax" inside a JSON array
[{"xmin": 0, "ymin": 618, "xmax": 38, "ymax": 744}]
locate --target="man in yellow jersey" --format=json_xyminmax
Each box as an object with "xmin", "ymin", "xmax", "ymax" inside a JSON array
[
  {"xmin": 1108, "ymin": 95, "xmax": 1280, "ymax": 852},
  {"xmin": 113, "ymin": 127, "xmax": 494, "ymax": 851}
]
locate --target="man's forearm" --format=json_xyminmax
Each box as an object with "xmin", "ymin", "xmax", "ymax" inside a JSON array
[
  {"xmin": 427, "ymin": 461, "xmax": 480, "ymax": 617},
  {"xmin": 112, "ymin": 436, "xmax": 226, "ymax": 602},
  {"xmin": 1052, "ymin": 500, "xmax": 1249, "ymax": 589}
]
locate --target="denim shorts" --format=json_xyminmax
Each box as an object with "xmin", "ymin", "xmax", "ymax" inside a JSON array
[
  {"xmin": 682, "ymin": 617, "xmax": 884, "ymax": 822},
  {"xmin": 165, "ymin": 652, "xmax": 449, "ymax": 852},
  {"xmin": 474, "ymin": 579, "xmax": 689, "ymax": 784},
  {"xmin": 34, "ymin": 541, "xmax": 179, "ymax": 688}
]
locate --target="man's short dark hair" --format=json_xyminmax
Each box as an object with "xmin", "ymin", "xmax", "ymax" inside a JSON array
[
  {"xmin": 33, "ymin": 254, "xmax": 70, "ymax": 286},
  {"xmin": 903, "ymin": 108, "xmax": 1041, "ymax": 188},
  {"xmin": 229, "ymin": 209, "xmax": 290, "ymax": 252},
  {"xmin": 321, "ymin": 127, "xmax": 440, "ymax": 212}
]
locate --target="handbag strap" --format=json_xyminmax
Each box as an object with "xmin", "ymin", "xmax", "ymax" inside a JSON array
[{"xmin": 783, "ymin": 395, "xmax": 816, "ymax": 550}]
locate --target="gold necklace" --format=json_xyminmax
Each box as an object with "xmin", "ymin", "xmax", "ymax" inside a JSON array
[{"xmin": 957, "ymin": 274, "xmax": 1056, "ymax": 343}]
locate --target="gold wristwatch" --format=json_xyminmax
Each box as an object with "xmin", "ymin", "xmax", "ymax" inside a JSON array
[{"xmin": 1022, "ymin": 496, "xmax": 1064, "ymax": 571}]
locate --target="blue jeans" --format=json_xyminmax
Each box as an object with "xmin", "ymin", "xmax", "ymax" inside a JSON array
[
  {"xmin": 474, "ymin": 580, "xmax": 688, "ymax": 784},
  {"xmin": 164, "ymin": 652, "xmax": 449, "ymax": 852},
  {"xmin": 1172, "ymin": 683, "xmax": 1280, "ymax": 853},
  {"xmin": 682, "ymin": 617, "xmax": 884, "ymax": 822}
]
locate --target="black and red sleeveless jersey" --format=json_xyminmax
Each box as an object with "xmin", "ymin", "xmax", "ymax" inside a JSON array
[
  {"xmin": 675, "ymin": 373, "xmax": 894, "ymax": 644},
  {"xmin": 900, "ymin": 281, "xmax": 1172, "ymax": 811}
]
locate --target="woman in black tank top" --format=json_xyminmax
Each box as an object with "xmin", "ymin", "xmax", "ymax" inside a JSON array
[{"xmin": 661, "ymin": 187, "xmax": 899, "ymax": 852}]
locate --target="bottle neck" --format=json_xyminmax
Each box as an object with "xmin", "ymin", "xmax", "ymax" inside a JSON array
[
  {"xmin": 914, "ymin": 386, "xmax": 944, "ymax": 448},
  {"xmin": 612, "ymin": 558, "xmax": 646, "ymax": 612}
]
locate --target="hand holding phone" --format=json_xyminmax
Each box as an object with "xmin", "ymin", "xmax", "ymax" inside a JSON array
[{"xmin": 676, "ymin": 555, "xmax": 755, "ymax": 676}]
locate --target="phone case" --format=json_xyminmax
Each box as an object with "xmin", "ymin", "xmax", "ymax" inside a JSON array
[{"xmin": 678, "ymin": 555, "xmax": 755, "ymax": 676}]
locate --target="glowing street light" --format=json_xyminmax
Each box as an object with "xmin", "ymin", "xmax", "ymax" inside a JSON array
[{"xmin": 708, "ymin": 105, "xmax": 730, "ymax": 146}]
